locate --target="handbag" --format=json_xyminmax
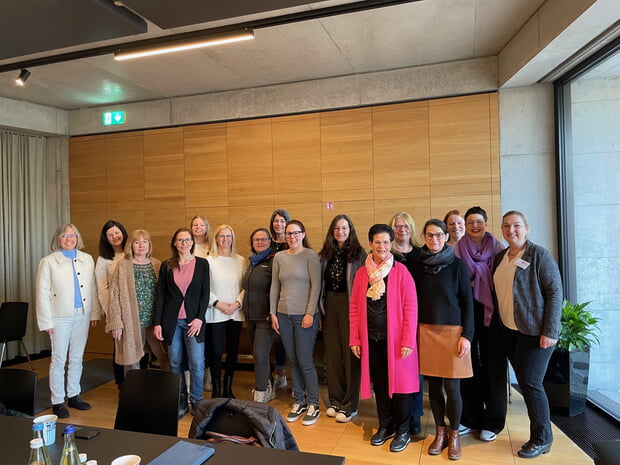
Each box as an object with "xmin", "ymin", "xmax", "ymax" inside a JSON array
[{"xmin": 203, "ymin": 430, "xmax": 262, "ymax": 447}]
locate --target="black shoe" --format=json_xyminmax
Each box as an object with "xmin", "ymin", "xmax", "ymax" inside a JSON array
[
  {"xmin": 67, "ymin": 396, "xmax": 91, "ymax": 410},
  {"xmin": 390, "ymin": 431, "xmax": 411, "ymax": 452},
  {"xmin": 370, "ymin": 427, "xmax": 395, "ymax": 446},
  {"xmin": 52, "ymin": 403, "xmax": 70, "ymax": 418},
  {"xmin": 409, "ymin": 415, "xmax": 422, "ymax": 435},
  {"xmin": 178, "ymin": 402, "xmax": 188, "ymax": 419},
  {"xmin": 518, "ymin": 441, "xmax": 552, "ymax": 458}
]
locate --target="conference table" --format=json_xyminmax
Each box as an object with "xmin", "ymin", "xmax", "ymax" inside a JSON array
[{"xmin": 3, "ymin": 415, "xmax": 345, "ymax": 465}]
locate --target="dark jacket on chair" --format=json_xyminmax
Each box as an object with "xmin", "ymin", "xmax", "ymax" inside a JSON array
[{"xmin": 189, "ymin": 398, "xmax": 298, "ymax": 451}]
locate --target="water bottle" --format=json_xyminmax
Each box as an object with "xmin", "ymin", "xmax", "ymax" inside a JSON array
[
  {"xmin": 28, "ymin": 438, "xmax": 51, "ymax": 465},
  {"xmin": 59, "ymin": 425, "xmax": 81, "ymax": 465},
  {"xmin": 32, "ymin": 423, "xmax": 52, "ymax": 465}
]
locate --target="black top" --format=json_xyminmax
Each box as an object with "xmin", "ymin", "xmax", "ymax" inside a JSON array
[
  {"xmin": 394, "ymin": 246, "xmax": 420, "ymax": 275},
  {"xmin": 324, "ymin": 248, "xmax": 347, "ymax": 293},
  {"xmin": 242, "ymin": 251, "xmax": 275, "ymax": 321},
  {"xmin": 366, "ymin": 274, "xmax": 388, "ymax": 341},
  {"xmin": 411, "ymin": 256, "xmax": 474, "ymax": 341}
]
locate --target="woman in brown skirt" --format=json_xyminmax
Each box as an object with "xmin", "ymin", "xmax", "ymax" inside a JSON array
[{"xmin": 411, "ymin": 219, "xmax": 474, "ymax": 460}]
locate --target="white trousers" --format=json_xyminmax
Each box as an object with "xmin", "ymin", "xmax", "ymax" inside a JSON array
[{"xmin": 49, "ymin": 309, "xmax": 91, "ymax": 405}]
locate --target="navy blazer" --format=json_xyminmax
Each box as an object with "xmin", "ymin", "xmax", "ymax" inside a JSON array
[{"xmin": 154, "ymin": 257, "xmax": 210, "ymax": 345}]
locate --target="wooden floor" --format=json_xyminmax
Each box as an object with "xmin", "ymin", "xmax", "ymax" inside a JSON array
[{"xmin": 18, "ymin": 354, "xmax": 591, "ymax": 465}]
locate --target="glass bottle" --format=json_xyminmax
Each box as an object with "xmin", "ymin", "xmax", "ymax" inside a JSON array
[
  {"xmin": 32, "ymin": 423, "xmax": 52, "ymax": 465},
  {"xmin": 28, "ymin": 438, "xmax": 51, "ymax": 465},
  {"xmin": 59, "ymin": 425, "xmax": 81, "ymax": 465}
]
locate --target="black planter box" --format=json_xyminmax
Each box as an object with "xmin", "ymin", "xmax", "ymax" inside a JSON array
[{"xmin": 543, "ymin": 347, "xmax": 590, "ymax": 416}]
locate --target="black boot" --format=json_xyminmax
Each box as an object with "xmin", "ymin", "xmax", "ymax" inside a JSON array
[
  {"xmin": 178, "ymin": 393, "xmax": 188, "ymax": 419},
  {"xmin": 211, "ymin": 376, "xmax": 221, "ymax": 398},
  {"xmin": 223, "ymin": 375, "xmax": 235, "ymax": 399}
]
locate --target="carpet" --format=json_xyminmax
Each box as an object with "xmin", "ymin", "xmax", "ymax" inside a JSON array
[{"xmin": 35, "ymin": 358, "xmax": 114, "ymax": 414}]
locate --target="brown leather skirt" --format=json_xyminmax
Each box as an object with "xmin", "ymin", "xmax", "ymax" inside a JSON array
[{"xmin": 418, "ymin": 323, "xmax": 473, "ymax": 379}]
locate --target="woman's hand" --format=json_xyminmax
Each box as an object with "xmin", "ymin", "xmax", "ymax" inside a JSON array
[
  {"xmin": 45, "ymin": 328, "xmax": 55, "ymax": 335},
  {"xmin": 301, "ymin": 314, "xmax": 314, "ymax": 328},
  {"xmin": 540, "ymin": 335, "xmax": 557, "ymax": 349},
  {"xmin": 153, "ymin": 325, "xmax": 163, "ymax": 341},
  {"xmin": 351, "ymin": 345, "xmax": 361, "ymax": 359},
  {"xmin": 111, "ymin": 329, "xmax": 122, "ymax": 340},
  {"xmin": 400, "ymin": 346, "xmax": 413, "ymax": 359},
  {"xmin": 187, "ymin": 318, "xmax": 203, "ymax": 337},
  {"xmin": 90, "ymin": 320, "xmax": 98, "ymax": 327},
  {"xmin": 270, "ymin": 314, "xmax": 280, "ymax": 334},
  {"xmin": 457, "ymin": 337, "xmax": 471, "ymax": 358}
]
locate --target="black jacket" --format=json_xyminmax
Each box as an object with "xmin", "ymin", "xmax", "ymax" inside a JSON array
[
  {"xmin": 241, "ymin": 251, "xmax": 275, "ymax": 322},
  {"xmin": 154, "ymin": 257, "xmax": 210, "ymax": 345}
]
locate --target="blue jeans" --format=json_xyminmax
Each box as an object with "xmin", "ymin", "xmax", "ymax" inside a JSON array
[
  {"xmin": 168, "ymin": 319, "xmax": 204, "ymax": 405},
  {"xmin": 277, "ymin": 313, "xmax": 319, "ymax": 406}
]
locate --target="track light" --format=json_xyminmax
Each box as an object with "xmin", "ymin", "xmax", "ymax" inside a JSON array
[
  {"xmin": 15, "ymin": 68, "xmax": 31, "ymax": 86},
  {"xmin": 114, "ymin": 30, "xmax": 254, "ymax": 61}
]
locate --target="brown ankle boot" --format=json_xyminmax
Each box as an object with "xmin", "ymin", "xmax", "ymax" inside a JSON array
[
  {"xmin": 448, "ymin": 428, "xmax": 462, "ymax": 460},
  {"xmin": 428, "ymin": 426, "xmax": 448, "ymax": 455}
]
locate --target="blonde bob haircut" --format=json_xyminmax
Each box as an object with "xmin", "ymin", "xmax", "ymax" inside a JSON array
[
  {"xmin": 50, "ymin": 223, "xmax": 85, "ymax": 251},
  {"xmin": 210, "ymin": 224, "xmax": 238, "ymax": 257},
  {"xmin": 124, "ymin": 229, "xmax": 153, "ymax": 259},
  {"xmin": 389, "ymin": 212, "xmax": 423, "ymax": 247}
]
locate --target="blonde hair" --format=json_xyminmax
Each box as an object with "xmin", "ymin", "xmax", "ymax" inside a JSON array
[
  {"xmin": 389, "ymin": 212, "xmax": 423, "ymax": 247},
  {"xmin": 124, "ymin": 229, "xmax": 153, "ymax": 259},
  {"xmin": 210, "ymin": 224, "xmax": 238, "ymax": 257},
  {"xmin": 190, "ymin": 215, "xmax": 213, "ymax": 251},
  {"xmin": 50, "ymin": 224, "xmax": 85, "ymax": 251}
]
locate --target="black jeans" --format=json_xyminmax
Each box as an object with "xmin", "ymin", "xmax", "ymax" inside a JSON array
[
  {"xmin": 502, "ymin": 325, "xmax": 554, "ymax": 445},
  {"xmin": 368, "ymin": 338, "xmax": 413, "ymax": 434},
  {"xmin": 207, "ymin": 320, "xmax": 243, "ymax": 380}
]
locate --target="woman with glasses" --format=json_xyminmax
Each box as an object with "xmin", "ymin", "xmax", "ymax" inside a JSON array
[
  {"xmin": 412, "ymin": 219, "xmax": 473, "ymax": 460},
  {"xmin": 319, "ymin": 214, "xmax": 366, "ymax": 423},
  {"xmin": 349, "ymin": 224, "xmax": 418, "ymax": 453},
  {"xmin": 95, "ymin": 220, "xmax": 129, "ymax": 386},
  {"xmin": 443, "ymin": 210, "xmax": 465, "ymax": 249},
  {"xmin": 205, "ymin": 224, "xmax": 247, "ymax": 398},
  {"xmin": 107, "ymin": 229, "xmax": 168, "ymax": 374},
  {"xmin": 36, "ymin": 224, "xmax": 102, "ymax": 419},
  {"xmin": 154, "ymin": 228, "xmax": 209, "ymax": 416},
  {"xmin": 270, "ymin": 220, "xmax": 321, "ymax": 426},
  {"xmin": 242, "ymin": 228, "xmax": 277, "ymax": 403},
  {"xmin": 455, "ymin": 206, "xmax": 507, "ymax": 442}
]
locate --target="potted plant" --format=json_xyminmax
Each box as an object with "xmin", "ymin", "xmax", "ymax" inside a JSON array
[{"xmin": 543, "ymin": 300, "xmax": 601, "ymax": 416}]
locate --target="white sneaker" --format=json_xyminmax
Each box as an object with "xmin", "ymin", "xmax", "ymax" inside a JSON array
[
  {"xmin": 273, "ymin": 374, "xmax": 288, "ymax": 390},
  {"xmin": 286, "ymin": 403, "xmax": 307, "ymax": 422},
  {"xmin": 326, "ymin": 406, "xmax": 338, "ymax": 417},
  {"xmin": 480, "ymin": 430, "xmax": 497, "ymax": 442},
  {"xmin": 459, "ymin": 424, "xmax": 475, "ymax": 436},
  {"xmin": 335, "ymin": 410, "xmax": 357, "ymax": 423},
  {"xmin": 301, "ymin": 405, "xmax": 320, "ymax": 426},
  {"xmin": 252, "ymin": 388, "xmax": 275, "ymax": 403}
]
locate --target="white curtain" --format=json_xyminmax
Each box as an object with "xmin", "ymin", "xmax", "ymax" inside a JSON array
[{"xmin": 0, "ymin": 130, "xmax": 58, "ymax": 361}]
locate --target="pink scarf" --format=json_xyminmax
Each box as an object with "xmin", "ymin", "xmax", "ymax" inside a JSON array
[{"xmin": 365, "ymin": 253, "xmax": 394, "ymax": 301}]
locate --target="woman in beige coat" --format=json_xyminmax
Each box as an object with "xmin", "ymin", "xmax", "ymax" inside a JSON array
[{"xmin": 107, "ymin": 229, "xmax": 168, "ymax": 372}]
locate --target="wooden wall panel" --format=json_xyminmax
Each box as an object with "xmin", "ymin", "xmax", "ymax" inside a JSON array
[
  {"xmin": 321, "ymin": 200, "xmax": 375, "ymax": 251},
  {"xmin": 143, "ymin": 128, "xmax": 185, "ymax": 211},
  {"xmin": 227, "ymin": 120, "xmax": 273, "ymax": 206},
  {"xmin": 321, "ymin": 108, "xmax": 373, "ymax": 202},
  {"xmin": 272, "ymin": 114, "xmax": 321, "ymax": 205},
  {"xmin": 69, "ymin": 135, "xmax": 106, "ymax": 214}
]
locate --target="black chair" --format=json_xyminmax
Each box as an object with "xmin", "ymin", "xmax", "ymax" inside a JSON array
[
  {"xmin": 0, "ymin": 302, "xmax": 33, "ymax": 369},
  {"xmin": 0, "ymin": 368, "xmax": 37, "ymax": 416},
  {"xmin": 114, "ymin": 369, "xmax": 181, "ymax": 436}
]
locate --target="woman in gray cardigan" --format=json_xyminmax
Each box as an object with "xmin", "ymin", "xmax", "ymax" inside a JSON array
[{"xmin": 493, "ymin": 210, "xmax": 562, "ymax": 459}]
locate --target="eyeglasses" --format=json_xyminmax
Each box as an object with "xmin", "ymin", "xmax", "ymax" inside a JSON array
[
  {"xmin": 425, "ymin": 232, "xmax": 446, "ymax": 240},
  {"xmin": 252, "ymin": 237, "xmax": 270, "ymax": 243},
  {"xmin": 394, "ymin": 225, "xmax": 410, "ymax": 230},
  {"xmin": 285, "ymin": 230, "xmax": 303, "ymax": 237},
  {"xmin": 60, "ymin": 234, "xmax": 77, "ymax": 239},
  {"xmin": 175, "ymin": 238, "xmax": 193, "ymax": 244},
  {"xmin": 466, "ymin": 220, "xmax": 485, "ymax": 226}
]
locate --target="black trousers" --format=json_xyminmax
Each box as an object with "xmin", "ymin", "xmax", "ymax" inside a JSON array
[
  {"xmin": 502, "ymin": 324, "xmax": 554, "ymax": 445},
  {"xmin": 368, "ymin": 338, "xmax": 413, "ymax": 434},
  {"xmin": 427, "ymin": 377, "xmax": 462, "ymax": 430},
  {"xmin": 207, "ymin": 320, "xmax": 243, "ymax": 379},
  {"xmin": 460, "ymin": 303, "xmax": 507, "ymax": 433}
]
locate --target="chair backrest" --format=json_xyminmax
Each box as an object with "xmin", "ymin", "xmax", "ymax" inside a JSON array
[
  {"xmin": 0, "ymin": 302, "xmax": 29, "ymax": 342},
  {"xmin": 114, "ymin": 369, "xmax": 181, "ymax": 436},
  {"xmin": 0, "ymin": 368, "xmax": 37, "ymax": 416}
]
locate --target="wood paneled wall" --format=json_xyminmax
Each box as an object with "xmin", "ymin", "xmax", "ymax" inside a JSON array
[{"xmin": 70, "ymin": 93, "xmax": 500, "ymax": 352}]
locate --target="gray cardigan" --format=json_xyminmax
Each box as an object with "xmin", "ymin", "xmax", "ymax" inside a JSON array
[{"xmin": 493, "ymin": 240, "xmax": 563, "ymax": 339}]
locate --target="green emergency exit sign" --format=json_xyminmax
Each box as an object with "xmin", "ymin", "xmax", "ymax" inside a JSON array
[{"xmin": 102, "ymin": 111, "xmax": 126, "ymax": 126}]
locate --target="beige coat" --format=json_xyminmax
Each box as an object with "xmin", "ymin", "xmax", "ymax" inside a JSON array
[{"xmin": 107, "ymin": 258, "xmax": 161, "ymax": 366}]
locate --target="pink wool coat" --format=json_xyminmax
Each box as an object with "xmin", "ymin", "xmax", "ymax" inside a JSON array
[{"xmin": 349, "ymin": 261, "xmax": 419, "ymax": 399}]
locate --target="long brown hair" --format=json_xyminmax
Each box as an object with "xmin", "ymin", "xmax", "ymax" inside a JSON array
[
  {"xmin": 168, "ymin": 227, "xmax": 194, "ymax": 270},
  {"xmin": 319, "ymin": 214, "xmax": 365, "ymax": 262}
]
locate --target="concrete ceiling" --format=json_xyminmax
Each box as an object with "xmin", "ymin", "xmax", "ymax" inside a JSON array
[{"xmin": 0, "ymin": 0, "xmax": 550, "ymax": 110}]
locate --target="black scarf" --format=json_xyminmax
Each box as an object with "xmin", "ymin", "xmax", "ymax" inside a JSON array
[{"xmin": 418, "ymin": 244, "xmax": 455, "ymax": 275}]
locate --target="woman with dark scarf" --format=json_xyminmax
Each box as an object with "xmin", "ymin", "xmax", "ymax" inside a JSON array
[
  {"xmin": 412, "ymin": 219, "xmax": 473, "ymax": 460},
  {"xmin": 455, "ymin": 206, "xmax": 507, "ymax": 442}
]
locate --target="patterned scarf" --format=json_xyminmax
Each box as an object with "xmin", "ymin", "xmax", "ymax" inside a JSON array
[
  {"xmin": 419, "ymin": 244, "xmax": 455, "ymax": 274},
  {"xmin": 365, "ymin": 252, "xmax": 393, "ymax": 301}
]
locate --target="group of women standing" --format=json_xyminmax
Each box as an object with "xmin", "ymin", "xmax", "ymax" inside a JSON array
[{"xmin": 35, "ymin": 206, "xmax": 562, "ymax": 461}]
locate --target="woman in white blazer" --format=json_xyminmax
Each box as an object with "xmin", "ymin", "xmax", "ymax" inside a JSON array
[{"xmin": 36, "ymin": 223, "xmax": 102, "ymax": 419}]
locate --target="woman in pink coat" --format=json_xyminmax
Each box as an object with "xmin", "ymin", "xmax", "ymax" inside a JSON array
[{"xmin": 349, "ymin": 223, "xmax": 419, "ymax": 453}]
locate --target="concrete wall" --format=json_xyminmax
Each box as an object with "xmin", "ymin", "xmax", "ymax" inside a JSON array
[{"xmin": 570, "ymin": 74, "xmax": 620, "ymax": 394}]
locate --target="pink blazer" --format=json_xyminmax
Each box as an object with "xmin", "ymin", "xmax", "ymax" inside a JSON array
[{"xmin": 349, "ymin": 260, "xmax": 419, "ymax": 399}]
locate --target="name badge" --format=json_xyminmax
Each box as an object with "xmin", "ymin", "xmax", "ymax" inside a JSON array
[{"xmin": 515, "ymin": 258, "xmax": 530, "ymax": 269}]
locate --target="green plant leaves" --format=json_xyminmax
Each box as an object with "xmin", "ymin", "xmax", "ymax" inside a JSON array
[{"xmin": 557, "ymin": 300, "xmax": 601, "ymax": 352}]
